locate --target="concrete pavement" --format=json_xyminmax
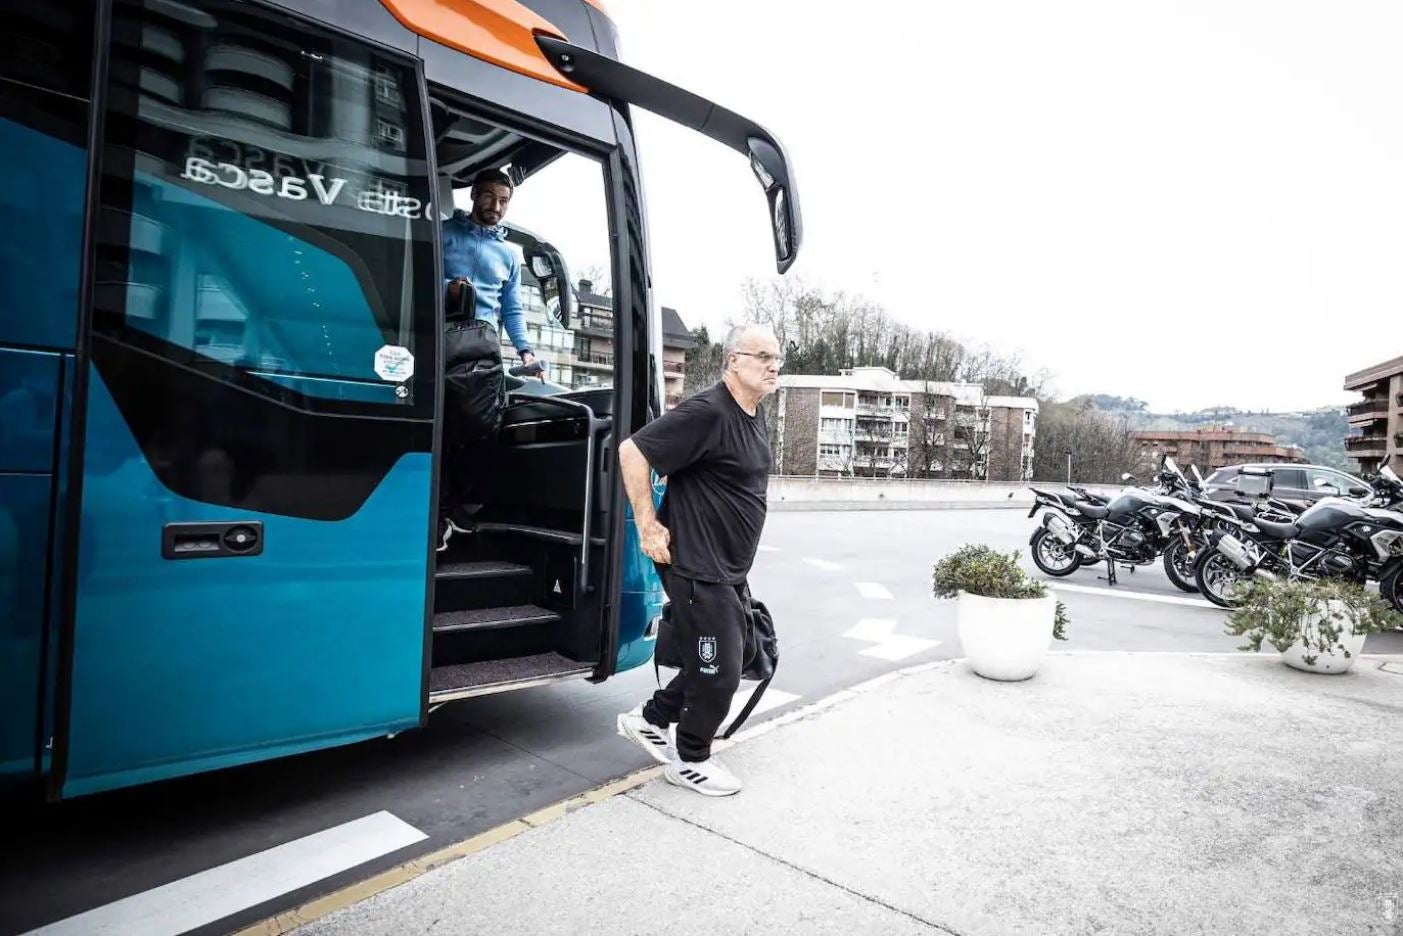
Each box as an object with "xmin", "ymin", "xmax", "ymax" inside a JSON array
[{"xmin": 277, "ymin": 651, "xmax": 1403, "ymax": 936}]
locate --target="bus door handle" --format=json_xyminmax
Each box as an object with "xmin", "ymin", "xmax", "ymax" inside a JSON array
[{"xmin": 163, "ymin": 522, "xmax": 264, "ymax": 560}]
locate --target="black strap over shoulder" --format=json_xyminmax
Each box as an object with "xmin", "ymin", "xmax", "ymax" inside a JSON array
[{"xmin": 722, "ymin": 581, "xmax": 778, "ymax": 738}]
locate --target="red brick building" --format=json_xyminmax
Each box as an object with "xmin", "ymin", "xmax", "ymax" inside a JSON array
[{"xmin": 1132, "ymin": 428, "xmax": 1305, "ymax": 471}]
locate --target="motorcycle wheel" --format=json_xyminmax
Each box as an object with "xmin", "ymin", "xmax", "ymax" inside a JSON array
[
  {"xmin": 1381, "ymin": 564, "xmax": 1403, "ymax": 615},
  {"xmin": 1195, "ymin": 550, "xmax": 1248, "ymax": 609},
  {"xmin": 1031, "ymin": 528, "xmax": 1080, "ymax": 577},
  {"xmin": 1161, "ymin": 540, "xmax": 1200, "ymax": 593}
]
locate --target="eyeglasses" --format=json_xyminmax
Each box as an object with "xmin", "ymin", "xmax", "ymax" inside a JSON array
[{"xmin": 733, "ymin": 351, "xmax": 785, "ymax": 368}]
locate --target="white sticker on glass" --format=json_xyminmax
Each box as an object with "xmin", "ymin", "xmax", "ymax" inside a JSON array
[{"xmin": 374, "ymin": 345, "xmax": 414, "ymax": 382}]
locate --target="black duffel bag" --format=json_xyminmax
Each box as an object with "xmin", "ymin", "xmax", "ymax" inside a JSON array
[
  {"xmin": 654, "ymin": 580, "xmax": 778, "ymax": 739},
  {"xmin": 444, "ymin": 285, "xmax": 505, "ymax": 443}
]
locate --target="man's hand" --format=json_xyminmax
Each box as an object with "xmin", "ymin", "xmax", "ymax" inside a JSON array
[{"xmin": 640, "ymin": 519, "xmax": 671, "ymax": 565}]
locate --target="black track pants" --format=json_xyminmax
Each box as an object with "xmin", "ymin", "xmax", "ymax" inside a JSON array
[{"xmin": 642, "ymin": 571, "xmax": 746, "ymax": 762}]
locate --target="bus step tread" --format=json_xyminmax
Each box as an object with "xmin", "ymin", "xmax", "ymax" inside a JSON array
[
  {"xmin": 433, "ymin": 604, "xmax": 560, "ymax": 633},
  {"xmin": 435, "ymin": 560, "xmax": 532, "ymax": 581},
  {"xmin": 475, "ymin": 522, "xmax": 583, "ymax": 546},
  {"xmin": 429, "ymin": 652, "xmax": 590, "ymax": 696}
]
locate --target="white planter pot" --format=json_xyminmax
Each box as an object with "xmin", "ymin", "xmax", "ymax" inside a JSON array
[
  {"xmin": 956, "ymin": 590, "xmax": 1058, "ymax": 681},
  {"xmin": 1279, "ymin": 600, "xmax": 1367, "ymax": 675}
]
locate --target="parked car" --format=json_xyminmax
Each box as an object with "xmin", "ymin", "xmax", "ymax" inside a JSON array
[{"xmin": 1199, "ymin": 463, "xmax": 1373, "ymax": 506}]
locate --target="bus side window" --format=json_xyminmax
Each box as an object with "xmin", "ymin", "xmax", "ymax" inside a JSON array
[{"xmin": 96, "ymin": 0, "xmax": 438, "ymax": 413}]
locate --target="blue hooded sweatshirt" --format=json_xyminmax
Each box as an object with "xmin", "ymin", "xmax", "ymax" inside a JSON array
[{"xmin": 442, "ymin": 210, "xmax": 532, "ymax": 357}]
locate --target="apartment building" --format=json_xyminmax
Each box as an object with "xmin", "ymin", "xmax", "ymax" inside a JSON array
[
  {"xmin": 659, "ymin": 307, "xmax": 693, "ymax": 408},
  {"xmin": 503, "ymin": 267, "xmax": 577, "ymax": 386},
  {"xmin": 559, "ymin": 279, "xmax": 692, "ymax": 406},
  {"xmin": 1343, "ymin": 355, "xmax": 1403, "ymax": 475},
  {"xmin": 773, "ymin": 366, "xmax": 1039, "ymax": 481},
  {"xmin": 1132, "ymin": 429, "xmax": 1306, "ymax": 470}
]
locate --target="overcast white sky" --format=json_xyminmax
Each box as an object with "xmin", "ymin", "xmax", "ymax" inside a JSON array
[{"xmin": 582, "ymin": 0, "xmax": 1403, "ymax": 413}]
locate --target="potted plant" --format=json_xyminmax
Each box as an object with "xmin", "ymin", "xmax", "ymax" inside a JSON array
[
  {"xmin": 933, "ymin": 544, "xmax": 1069, "ymax": 681},
  {"xmin": 1224, "ymin": 577, "xmax": 1402, "ymax": 674}
]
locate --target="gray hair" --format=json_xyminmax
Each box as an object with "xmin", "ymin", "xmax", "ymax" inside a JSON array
[{"xmin": 723, "ymin": 323, "xmax": 776, "ymax": 362}]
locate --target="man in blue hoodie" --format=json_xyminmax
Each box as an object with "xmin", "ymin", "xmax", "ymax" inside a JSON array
[{"xmin": 443, "ymin": 168, "xmax": 537, "ymax": 369}]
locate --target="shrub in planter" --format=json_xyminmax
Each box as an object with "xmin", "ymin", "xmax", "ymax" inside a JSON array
[
  {"xmin": 1224, "ymin": 577, "xmax": 1402, "ymax": 674},
  {"xmin": 933, "ymin": 545, "xmax": 1069, "ymax": 681}
]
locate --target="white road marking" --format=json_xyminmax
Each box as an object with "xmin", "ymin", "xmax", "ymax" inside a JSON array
[
  {"xmin": 724, "ymin": 687, "xmax": 800, "ymax": 728},
  {"xmin": 855, "ymin": 581, "xmax": 894, "ymax": 600},
  {"xmin": 843, "ymin": 618, "xmax": 941, "ymax": 661},
  {"xmin": 860, "ymin": 636, "xmax": 942, "ymax": 661},
  {"xmin": 843, "ymin": 618, "xmax": 897, "ymax": 642},
  {"xmin": 803, "ymin": 557, "xmax": 844, "ymax": 571},
  {"xmin": 28, "ymin": 811, "xmax": 427, "ymax": 936},
  {"xmin": 757, "ymin": 545, "xmax": 781, "ymax": 553},
  {"xmin": 1043, "ymin": 581, "xmax": 1218, "ymax": 610}
]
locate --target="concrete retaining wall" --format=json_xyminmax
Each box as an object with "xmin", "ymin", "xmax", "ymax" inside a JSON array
[{"xmin": 767, "ymin": 476, "xmax": 1125, "ymax": 511}]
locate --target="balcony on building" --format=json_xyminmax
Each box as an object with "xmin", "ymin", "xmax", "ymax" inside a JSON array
[
  {"xmin": 857, "ymin": 393, "xmax": 897, "ymax": 415},
  {"xmin": 572, "ymin": 307, "xmax": 614, "ymax": 338},
  {"xmin": 574, "ymin": 349, "xmax": 614, "ymax": 371},
  {"xmin": 1344, "ymin": 433, "xmax": 1388, "ymax": 455},
  {"xmin": 662, "ymin": 360, "xmax": 686, "ymax": 376},
  {"xmin": 1347, "ymin": 397, "xmax": 1391, "ymax": 427}
]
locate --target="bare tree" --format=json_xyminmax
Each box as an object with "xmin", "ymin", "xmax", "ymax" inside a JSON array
[
  {"xmin": 905, "ymin": 384, "xmax": 949, "ymax": 479},
  {"xmin": 1031, "ymin": 400, "xmax": 1149, "ymax": 483},
  {"xmin": 683, "ymin": 325, "xmax": 723, "ymax": 398},
  {"xmin": 853, "ymin": 410, "xmax": 897, "ymax": 478},
  {"xmin": 574, "ymin": 265, "xmax": 611, "ymax": 297},
  {"xmin": 950, "ymin": 389, "xmax": 993, "ymax": 480}
]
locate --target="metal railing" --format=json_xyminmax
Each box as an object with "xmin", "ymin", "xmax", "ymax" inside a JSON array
[
  {"xmin": 1344, "ymin": 435, "xmax": 1388, "ymax": 452},
  {"xmin": 1347, "ymin": 399, "xmax": 1390, "ymax": 419}
]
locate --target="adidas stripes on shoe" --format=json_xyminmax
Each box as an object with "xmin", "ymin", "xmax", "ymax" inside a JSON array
[
  {"xmin": 663, "ymin": 756, "xmax": 742, "ymax": 797},
  {"xmin": 616, "ymin": 708, "xmax": 676, "ymax": 765}
]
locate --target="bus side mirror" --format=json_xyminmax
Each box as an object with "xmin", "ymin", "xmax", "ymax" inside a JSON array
[
  {"xmin": 747, "ymin": 137, "xmax": 800, "ymax": 273},
  {"xmin": 535, "ymin": 36, "xmax": 804, "ymax": 275},
  {"xmin": 526, "ymin": 245, "xmax": 573, "ymax": 329}
]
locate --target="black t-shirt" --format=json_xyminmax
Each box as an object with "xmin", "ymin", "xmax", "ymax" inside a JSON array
[{"xmin": 628, "ymin": 381, "xmax": 772, "ymax": 584}]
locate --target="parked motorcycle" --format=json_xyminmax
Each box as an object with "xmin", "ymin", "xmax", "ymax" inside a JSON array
[
  {"xmin": 1028, "ymin": 457, "xmax": 1207, "ymax": 591},
  {"xmin": 1194, "ymin": 465, "xmax": 1403, "ymax": 611}
]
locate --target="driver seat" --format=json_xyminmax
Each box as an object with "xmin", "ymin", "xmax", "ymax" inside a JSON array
[
  {"xmin": 1253, "ymin": 517, "xmax": 1300, "ymax": 540},
  {"xmin": 1074, "ymin": 502, "xmax": 1111, "ymax": 520}
]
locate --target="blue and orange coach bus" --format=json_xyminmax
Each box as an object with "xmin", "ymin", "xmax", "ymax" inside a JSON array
[{"xmin": 0, "ymin": 0, "xmax": 800, "ymax": 799}]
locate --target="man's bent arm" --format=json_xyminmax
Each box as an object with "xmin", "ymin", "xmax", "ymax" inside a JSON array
[
  {"xmin": 618, "ymin": 439, "xmax": 659, "ymax": 528},
  {"xmin": 500, "ymin": 260, "xmax": 532, "ymax": 357}
]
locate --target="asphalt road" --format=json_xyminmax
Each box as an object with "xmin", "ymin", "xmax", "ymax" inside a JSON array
[{"xmin": 4, "ymin": 508, "xmax": 1400, "ymax": 935}]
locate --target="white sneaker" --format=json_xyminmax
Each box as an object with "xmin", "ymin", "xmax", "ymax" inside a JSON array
[
  {"xmin": 616, "ymin": 708, "xmax": 676, "ymax": 765},
  {"xmin": 664, "ymin": 756, "xmax": 742, "ymax": 797}
]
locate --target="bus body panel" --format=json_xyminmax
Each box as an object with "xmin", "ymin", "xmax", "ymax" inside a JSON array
[
  {"xmin": 0, "ymin": 106, "xmax": 88, "ymax": 350},
  {"xmin": 419, "ymin": 36, "xmax": 616, "ymax": 147},
  {"xmin": 615, "ymin": 485, "xmax": 666, "ymax": 674},
  {"xmin": 0, "ymin": 474, "xmax": 53, "ymax": 784},
  {"xmin": 62, "ymin": 371, "xmax": 431, "ymax": 798},
  {"xmin": 0, "ymin": 5, "xmax": 93, "ymax": 789},
  {"xmin": 48, "ymin": 0, "xmax": 442, "ymax": 797}
]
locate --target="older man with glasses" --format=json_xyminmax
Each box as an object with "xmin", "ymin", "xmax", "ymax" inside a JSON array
[{"xmin": 613, "ymin": 324, "xmax": 782, "ymax": 796}]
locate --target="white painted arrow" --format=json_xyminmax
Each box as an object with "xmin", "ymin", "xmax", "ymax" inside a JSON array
[{"xmin": 842, "ymin": 619, "xmax": 940, "ymax": 661}]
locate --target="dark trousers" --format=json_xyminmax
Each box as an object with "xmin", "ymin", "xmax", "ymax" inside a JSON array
[{"xmin": 643, "ymin": 570, "xmax": 747, "ymax": 762}]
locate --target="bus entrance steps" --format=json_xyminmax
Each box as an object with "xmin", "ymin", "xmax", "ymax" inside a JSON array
[{"xmin": 432, "ymin": 604, "xmax": 559, "ymax": 634}]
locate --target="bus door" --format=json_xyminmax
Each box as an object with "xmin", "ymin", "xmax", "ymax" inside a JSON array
[{"xmin": 54, "ymin": 0, "xmax": 441, "ymax": 798}]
